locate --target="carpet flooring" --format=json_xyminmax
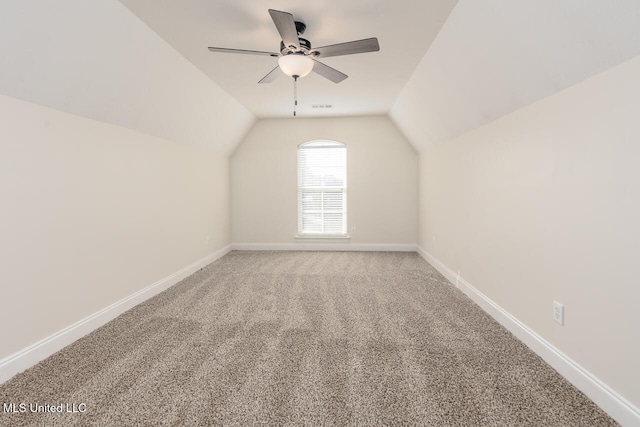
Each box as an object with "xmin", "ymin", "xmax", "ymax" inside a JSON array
[{"xmin": 0, "ymin": 251, "xmax": 617, "ymax": 426}]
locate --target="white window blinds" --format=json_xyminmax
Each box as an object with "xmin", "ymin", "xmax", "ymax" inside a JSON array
[{"xmin": 297, "ymin": 141, "xmax": 347, "ymax": 236}]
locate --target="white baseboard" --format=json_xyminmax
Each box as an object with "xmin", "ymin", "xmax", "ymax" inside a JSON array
[
  {"xmin": 417, "ymin": 246, "xmax": 640, "ymax": 427},
  {"xmin": 0, "ymin": 245, "xmax": 231, "ymax": 385},
  {"xmin": 231, "ymin": 242, "xmax": 418, "ymax": 252}
]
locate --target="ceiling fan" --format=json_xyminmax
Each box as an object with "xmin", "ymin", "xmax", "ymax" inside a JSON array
[{"xmin": 207, "ymin": 9, "xmax": 380, "ymax": 84}]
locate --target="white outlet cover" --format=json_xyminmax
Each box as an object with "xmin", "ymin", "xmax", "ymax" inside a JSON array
[{"xmin": 553, "ymin": 301, "xmax": 564, "ymax": 326}]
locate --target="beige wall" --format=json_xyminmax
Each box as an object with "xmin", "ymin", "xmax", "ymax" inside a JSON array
[
  {"xmin": 418, "ymin": 56, "xmax": 640, "ymax": 408},
  {"xmin": 0, "ymin": 94, "xmax": 230, "ymax": 360},
  {"xmin": 231, "ymin": 116, "xmax": 417, "ymax": 247}
]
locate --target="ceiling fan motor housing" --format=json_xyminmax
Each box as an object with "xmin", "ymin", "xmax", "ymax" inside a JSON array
[{"xmin": 281, "ymin": 37, "xmax": 312, "ymax": 55}]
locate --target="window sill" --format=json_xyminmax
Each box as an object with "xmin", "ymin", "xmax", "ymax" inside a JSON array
[{"xmin": 295, "ymin": 234, "xmax": 351, "ymax": 240}]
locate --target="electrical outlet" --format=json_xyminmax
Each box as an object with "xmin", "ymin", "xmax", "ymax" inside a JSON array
[
  {"xmin": 351, "ymin": 226, "xmax": 356, "ymax": 235},
  {"xmin": 553, "ymin": 301, "xmax": 564, "ymax": 325}
]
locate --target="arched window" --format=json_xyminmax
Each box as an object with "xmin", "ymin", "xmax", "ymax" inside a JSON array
[{"xmin": 297, "ymin": 140, "xmax": 347, "ymax": 236}]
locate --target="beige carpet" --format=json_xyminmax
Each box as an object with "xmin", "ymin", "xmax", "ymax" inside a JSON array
[{"xmin": 0, "ymin": 251, "xmax": 616, "ymax": 426}]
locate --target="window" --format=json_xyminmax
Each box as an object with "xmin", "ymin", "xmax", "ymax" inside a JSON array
[{"xmin": 297, "ymin": 140, "xmax": 347, "ymax": 236}]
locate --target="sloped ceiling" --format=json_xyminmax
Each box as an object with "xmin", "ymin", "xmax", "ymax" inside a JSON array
[
  {"xmin": 0, "ymin": 0, "xmax": 255, "ymax": 156},
  {"xmin": 117, "ymin": 0, "xmax": 459, "ymax": 119},
  {"xmin": 391, "ymin": 0, "xmax": 640, "ymax": 152},
  {"xmin": 115, "ymin": 0, "xmax": 640, "ymax": 151},
  {"xmin": 2, "ymin": 1, "xmax": 639, "ymax": 155}
]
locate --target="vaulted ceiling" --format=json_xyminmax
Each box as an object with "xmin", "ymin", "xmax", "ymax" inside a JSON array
[
  {"xmin": 117, "ymin": 0, "xmax": 640, "ymax": 150},
  {"xmin": 1, "ymin": 1, "xmax": 640, "ymax": 154},
  {"xmin": 117, "ymin": 0, "xmax": 458, "ymax": 119},
  {"xmin": 391, "ymin": 0, "xmax": 640, "ymax": 150}
]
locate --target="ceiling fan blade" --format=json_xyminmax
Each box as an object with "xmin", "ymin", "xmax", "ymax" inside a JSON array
[
  {"xmin": 258, "ymin": 66, "xmax": 281, "ymax": 84},
  {"xmin": 208, "ymin": 46, "xmax": 279, "ymax": 57},
  {"xmin": 312, "ymin": 60, "xmax": 348, "ymax": 83},
  {"xmin": 311, "ymin": 38, "xmax": 380, "ymax": 58},
  {"xmin": 268, "ymin": 9, "xmax": 300, "ymax": 51}
]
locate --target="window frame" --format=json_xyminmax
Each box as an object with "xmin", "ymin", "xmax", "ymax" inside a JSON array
[{"xmin": 296, "ymin": 140, "xmax": 348, "ymax": 238}]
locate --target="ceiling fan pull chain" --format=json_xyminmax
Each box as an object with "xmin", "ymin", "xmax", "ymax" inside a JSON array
[{"xmin": 293, "ymin": 75, "xmax": 298, "ymax": 117}]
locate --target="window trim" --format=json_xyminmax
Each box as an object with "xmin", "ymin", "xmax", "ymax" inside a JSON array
[{"xmin": 297, "ymin": 140, "xmax": 348, "ymax": 238}]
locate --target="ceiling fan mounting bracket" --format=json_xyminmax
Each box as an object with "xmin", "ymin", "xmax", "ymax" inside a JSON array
[{"xmin": 294, "ymin": 21, "xmax": 306, "ymax": 36}]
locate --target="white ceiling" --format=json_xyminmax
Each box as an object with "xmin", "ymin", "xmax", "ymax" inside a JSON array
[
  {"xmin": 117, "ymin": 0, "xmax": 459, "ymax": 119},
  {"xmin": 390, "ymin": 0, "xmax": 640, "ymax": 151},
  {"xmin": 3, "ymin": 1, "xmax": 640, "ymax": 155},
  {"xmin": 0, "ymin": 0, "xmax": 255, "ymax": 156},
  {"xmin": 391, "ymin": 0, "xmax": 640, "ymax": 151}
]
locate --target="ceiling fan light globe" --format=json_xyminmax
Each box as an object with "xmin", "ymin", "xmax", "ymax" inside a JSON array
[{"xmin": 278, "ymin": 54, "xmax": 314, "ymax": 78}]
